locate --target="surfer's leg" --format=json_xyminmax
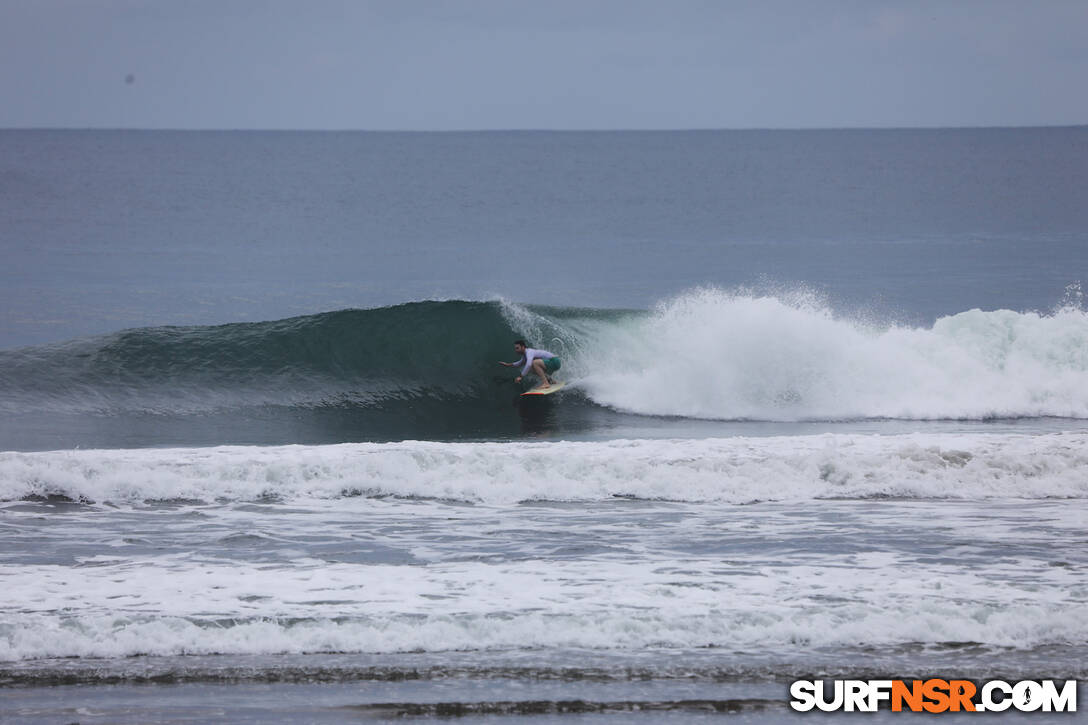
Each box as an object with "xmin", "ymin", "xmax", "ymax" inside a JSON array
[
  {"xmin": 532, "ymin": 359, "xmax": 551, "ymax": 387},
  {"xmin": 540, "ymin": 357, "xmax": 559, "ymax": 385}
]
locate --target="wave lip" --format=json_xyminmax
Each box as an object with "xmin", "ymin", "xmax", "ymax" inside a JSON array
[{"xmin": 3, "ymin": 433, "xmax": 1087, "ymax": 505}]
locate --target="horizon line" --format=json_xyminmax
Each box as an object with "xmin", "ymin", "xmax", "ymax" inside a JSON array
[{"xmin": 3, "ymin": 123, "xmax": 1087, "ymax": 133}]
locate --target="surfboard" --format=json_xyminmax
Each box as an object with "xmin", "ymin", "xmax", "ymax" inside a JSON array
[{"xmin": 520, "ymin": 381, "xmax": 567, "ymax": 396}]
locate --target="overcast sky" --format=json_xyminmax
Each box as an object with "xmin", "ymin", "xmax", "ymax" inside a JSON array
[{"xmin": 2, "ymin": 0, "xmax": 1086, "ymax": 130}]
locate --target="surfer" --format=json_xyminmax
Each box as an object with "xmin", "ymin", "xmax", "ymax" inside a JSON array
[{"xmin": 500, "ymin": 340, "xmax": 561, "ymax": 389}]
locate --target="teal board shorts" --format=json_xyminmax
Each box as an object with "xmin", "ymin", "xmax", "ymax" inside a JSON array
[{"xmin": 543, "ymin": 357, "xmax": 561, "ymax": 374}]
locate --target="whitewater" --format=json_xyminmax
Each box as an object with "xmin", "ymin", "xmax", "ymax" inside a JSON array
[
  {"xmin": 4, "ymin": 432, "xmax": 1088, "ymax": 505},
  {"xmin": 562, "ymin": 288, "xmax": 1088, "ymax": 421}
]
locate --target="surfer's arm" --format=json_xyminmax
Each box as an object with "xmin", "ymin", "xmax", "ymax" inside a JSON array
[{"xmin": 499, "ymin": 355, "xmax": 525, "ymax": 368}]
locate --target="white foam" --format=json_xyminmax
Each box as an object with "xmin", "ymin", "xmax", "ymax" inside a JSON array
[
  {"xmin": 509, "ymin": 288, "xmax": 1088, "ymax": 420},
  {"xmin": 3, "ymin": 432, "xmax": 1088, "ymax": 504},
  {"xmin": 2, "ymin": 554, "xmax": 1083, "ymax": 661}
]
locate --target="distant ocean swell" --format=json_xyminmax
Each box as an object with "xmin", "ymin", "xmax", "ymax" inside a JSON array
[
  {"xmin": 2, "ymin": 288, "xmax": 1088, "ymax": 422},
  {"xmin": 3, "ymin": 433, "xmax": 1087, "ymax": 504}
]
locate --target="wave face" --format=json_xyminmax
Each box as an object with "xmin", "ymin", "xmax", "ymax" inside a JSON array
[
  {"xmin": 3, "ymin": 290, "xmax": 1088, "ymax": 430},
  {"xmin": 0, "ymin": 300, "xmax": 522, "ymax": 415},
  {"xmin": 4, "ymin": 433, "xmax": 1087, "ymax": 504}
]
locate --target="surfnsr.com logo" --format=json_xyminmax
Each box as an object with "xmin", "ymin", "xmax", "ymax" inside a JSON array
[{"xmin": 790, "ymin": 679, "xmax": 1077, "ymax": 713}]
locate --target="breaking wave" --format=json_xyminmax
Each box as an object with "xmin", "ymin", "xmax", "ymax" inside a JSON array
[
  {"xmin": 3, "ymin": 433, "xmax": 1087, "ymax": 504},
  {"xmin": 3, "ymin": 288, "xmax": 1088, "ymax": 427}
]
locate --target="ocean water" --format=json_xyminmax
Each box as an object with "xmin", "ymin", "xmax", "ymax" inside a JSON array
[{"xmin": 2, "ymin": 128, "xmax": 1088, "ymax": 722}]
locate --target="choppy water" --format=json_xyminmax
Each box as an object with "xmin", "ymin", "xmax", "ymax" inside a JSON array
[{"xmin": 2, "ymin": 128, "xmax": 1087, "ymax": 722}]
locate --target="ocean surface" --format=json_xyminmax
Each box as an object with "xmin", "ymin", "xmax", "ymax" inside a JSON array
[{"xmin": 2, "ymin": 128, "xmax": 1088, "ymax": 722}]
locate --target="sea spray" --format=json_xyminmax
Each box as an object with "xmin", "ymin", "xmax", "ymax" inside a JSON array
[{"xmin": 563, "ymin": 288, "xmax": 1088, "ymax": 420}]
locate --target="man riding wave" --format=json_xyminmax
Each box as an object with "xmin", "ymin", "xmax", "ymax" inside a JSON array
[{"xmin": 500, "ymin": 339, "xmax": 561, "ymax": 389}]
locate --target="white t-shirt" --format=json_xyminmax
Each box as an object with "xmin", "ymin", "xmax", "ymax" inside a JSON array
[{"xmin": 516, "ymin": 348, "xmax": 557, "ymax": 376}]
